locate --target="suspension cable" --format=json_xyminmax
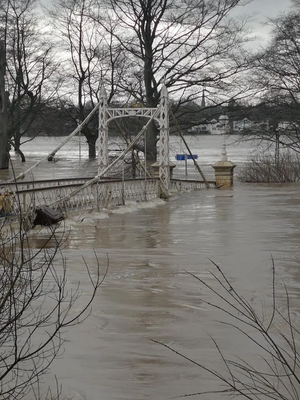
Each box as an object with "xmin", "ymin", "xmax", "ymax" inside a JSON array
[
  {"xmin": 9, "ymin": 102, "xmax": 100, "ymax": 183},
  {"xmin": 49, "ymin": 108, "xmax": 160, "ymax": 207}
]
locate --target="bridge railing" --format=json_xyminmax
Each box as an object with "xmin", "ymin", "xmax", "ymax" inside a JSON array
[
  {"xmin": 8, "ymin": 178, "xmax": 160, "ymax": 215},
  {"xmin": 0, "ymin": 177, "xmax": 105, "ymax": 192},
  {"xmin": 170, "ymin": 179, "xmax": 215, "ymax": 192},
  {"xmin": 1, "ymin": 178, "xmax": 215, "ymax": 217}
]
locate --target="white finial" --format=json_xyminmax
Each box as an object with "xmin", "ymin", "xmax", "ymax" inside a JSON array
[
  {"xmin": 100, "ymin": 83, "xmax": 107, "ymax": 100},
  {"xmin": 221, "ymin": 143, "xmax": 228, "ymax": 162},
  {"xmin": 161, "ymin": 83, "xmax": 168, "ymax": 99},
  {"xmin": 219, "ymin": 113, "xmax": 229, "ymax": 162}
]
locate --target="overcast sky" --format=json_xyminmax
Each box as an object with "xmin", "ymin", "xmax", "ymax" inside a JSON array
[
  {"xmin": 245, "ymin": 0, "xmax": 292, "ymax": 16},
  {"xmin": 42, "ymin": 0, "xmax": 294, "ymax": 46},
  {"xmin": 236, "ymin": 0, "xmax": 294, "ymax": 45}
]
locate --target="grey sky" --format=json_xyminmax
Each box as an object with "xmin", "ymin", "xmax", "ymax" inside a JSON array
[
  {"xmin": 245, "ymin": 0, "xmax": 292, "ymax": 17},
  {"xmin": 236, "ymin": 0, "xmax": 294, "ymax": 45},
  {"xmin": 41, "ymin": 0, "xmax": 294, "ymax": 46}
]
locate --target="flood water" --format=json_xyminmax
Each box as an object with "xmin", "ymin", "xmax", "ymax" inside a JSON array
[{"xmin": 1, "ymin": 135, "xmax": 300, "ymax": 399}]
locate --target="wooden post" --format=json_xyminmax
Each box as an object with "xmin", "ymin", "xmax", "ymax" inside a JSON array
[
  {"xmin": 170, "ymin": 110, "xmax": 210, "ymax": 188},
  {"xmin": 0, "ymin": 40, "xmax": 9, "ymax": 169}
]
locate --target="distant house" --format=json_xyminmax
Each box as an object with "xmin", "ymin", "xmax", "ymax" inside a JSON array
[
  {"xmin": 233, "ymin": 118, "xmax": 252, "ymax": 131},
  {"xmin": 277, "ymin": 121, "xmax": 299, "ymax": 132},
  {"xmin": 209, "ymin": 119, "xmax": 225, "ymax": 135},
  {"xmin": 186, "ymin": 116, "xmax": 298, "ymax": 135},
  {"xmin": 187, "ymin": 118, "xmax": 227, "ymax": 135},
  {"xmin": 187, "ymin": 123, "xmax": 210, "ymax": 134}
]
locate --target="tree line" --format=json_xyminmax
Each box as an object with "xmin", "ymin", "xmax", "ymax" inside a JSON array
[{"xmin": 1, "ymin": 0, "xmax": 300, "ymax": 167}]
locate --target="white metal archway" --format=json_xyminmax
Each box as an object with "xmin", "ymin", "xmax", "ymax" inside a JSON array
[{"xmin": 98, "ymin": 84, "xmax": 170, "ymax": 194}]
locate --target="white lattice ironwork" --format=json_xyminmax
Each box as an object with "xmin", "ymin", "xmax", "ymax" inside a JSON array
[
  {"xmin": 97, "ymin": 84, "xmax": 169, "ymax": 195},
  {"xmin": 158, "ymin": 84, "xmax": 170, "ymax": 196},
  {"xmin": 106, "ymin": 107, "xmax": 159, "ymax": 122},
  {"xmin": 98, "ymin": 85, "xmax": 109, "ymax": 170},
  {"xmin": 13, "ymin": 178, "xmax": 159, "ymax": 213}
]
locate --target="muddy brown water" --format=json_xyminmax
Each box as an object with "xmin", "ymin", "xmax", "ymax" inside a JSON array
[
  {"xmin": 1, "ymin": 136, "xmax": 300, "ymax": 399},
  {"xmin": 29, "ymin": 184, "xmax": 300, "ymax": 399}
]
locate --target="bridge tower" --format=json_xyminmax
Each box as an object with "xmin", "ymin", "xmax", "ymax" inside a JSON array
[
  {"xmin": 98, "ymin": 85, "xmax": 108, "ymax": 170},
  {"xmin": 158, "ymin": 84, "xmax": 170, "ymax": 196},
  {"xmin": 97, "ymin": 84, "xmax": 170, "ymax": 196}
]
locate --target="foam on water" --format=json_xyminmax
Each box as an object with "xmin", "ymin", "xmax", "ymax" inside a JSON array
[
  {"xmin": 109, "ymin": 198, "xmax": 166, "ymax": 214},
  {"xmin": 59, "ymin": 198, "xmax": 166, "ymax": 229}
]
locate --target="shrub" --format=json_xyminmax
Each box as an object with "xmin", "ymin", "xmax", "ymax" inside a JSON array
[{"xmin": 238, "ymin": 151, "xmax": 300, "ymax": 183}]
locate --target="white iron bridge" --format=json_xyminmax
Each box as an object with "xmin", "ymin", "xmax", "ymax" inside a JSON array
[{"xmin": 0, "ymin": 83, "xmax": 215, "ymax": 219}]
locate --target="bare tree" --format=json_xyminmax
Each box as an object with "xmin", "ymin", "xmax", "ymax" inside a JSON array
[
  {"xmin": 48, "ymin": 0, "xmax": 128, "ymax": 159},
  {"xmin": 0, "ymin": 190, "xmax": 106, "ymax": 399},
  {"xmin": 250, "ymin": 10, "xmax": 300, "ymax": 158},
  {"xmin": 89, "ymin": 0, "xmax": 253, "ymax": 161},
  {"xmin": 153, "ymin": 261, "xmax": 300, "ymax": 399},
  {"xmin": 0, "ymin": 0, "xmax": 61, "ymax": 162},
  {"xmin": 291, "ymin": 0, "xmax": 300, "ymax": 8}
]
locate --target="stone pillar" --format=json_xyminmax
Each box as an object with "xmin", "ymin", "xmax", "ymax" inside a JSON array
[
  {"xmin": 151, "ymin": 161, "xmax": 176, "ymax": 178},
  {"xmin": 211, "ymin": 144, "xmax": 236, "ymax": 188}
]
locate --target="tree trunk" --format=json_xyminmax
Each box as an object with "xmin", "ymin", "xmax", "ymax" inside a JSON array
[
  {"xmin": 146, "ymin": 121, "xmax": 158, "ymax": 163},
  {"xmin": 0, "ymin": 119, "xmax": 9, "ymax": 169},
  {"xmin": 16, "ymin": 147, "xmax": 26, "ymax": 162},
  {"xmin": 87, "ymin": 137, "xmax": 96, "ymax": 159},
  {"xmin": 275, "ymin": 131, "xmax": 280, "ymax": 167},
  {"xmin": 0, "ymin": 41, "xmax": 9, "ymax": 169},
  {"xmin": 0, "ymin": 111, "xmax": 9, "ymax": 169},
  {"xmin": 13, "ymin": 135, "xmax": 26, "ymax": 162}
]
